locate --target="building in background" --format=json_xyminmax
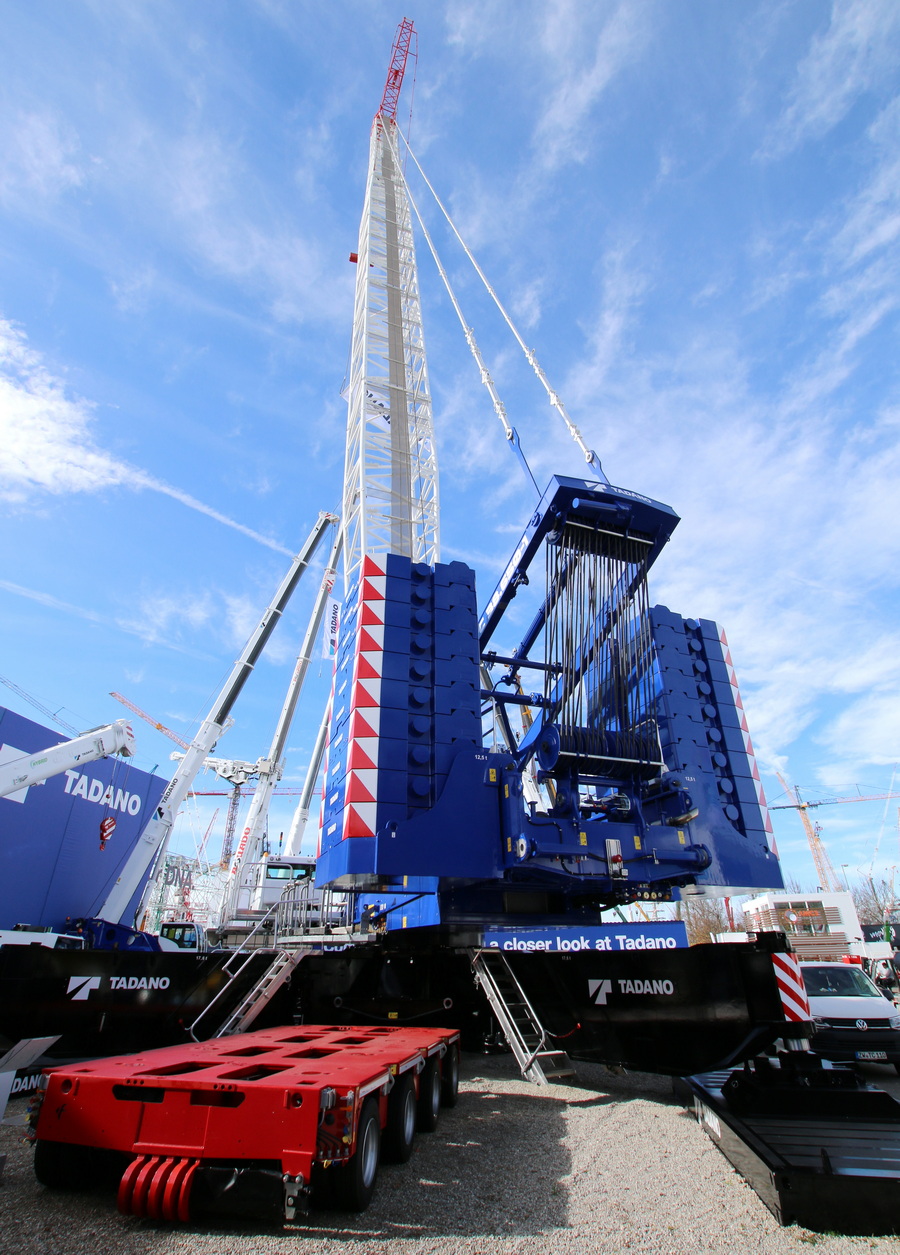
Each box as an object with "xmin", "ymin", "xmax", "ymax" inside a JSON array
[{"xmin": 743, "ymin": 891, "xmax": 865, "ymax": 961}]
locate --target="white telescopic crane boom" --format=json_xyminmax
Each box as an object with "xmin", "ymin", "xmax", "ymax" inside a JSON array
[
  {"xmin": 284, "ymin": 709, "xmax": 330, "ymax": 857},
  {"xmin": 0, "ymin": 720, "xmax": 136, "ymax": 799},
  {"xmin": 222, "ymin": 528, "xmax": 343, "ymax": 921},
  {"xmin": 98, "ymin": 511, "xmax": 338, "ymax": 925}
]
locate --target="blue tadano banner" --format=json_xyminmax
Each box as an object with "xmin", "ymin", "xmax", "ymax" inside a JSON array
[{"xmin": 481, "ymin": 922, "xmax": 688, "ymax": 953}]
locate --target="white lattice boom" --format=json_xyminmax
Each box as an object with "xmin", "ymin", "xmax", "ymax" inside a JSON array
[{"xmin": 342, "ymin": 106, "xmax": 439, "ymax": 591}]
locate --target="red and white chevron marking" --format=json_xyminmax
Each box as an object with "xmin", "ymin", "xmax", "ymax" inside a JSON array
[
  {"xmin": 717, "ymin": 621, "xmax": 776, "ymax": 847},
  {"xmin": 772, "ymin": 952, "xmax": 811, "ymax": 1022},
  {"xmin": 342, "ymin": 555, "xmax": 387, "ymax": 840}
]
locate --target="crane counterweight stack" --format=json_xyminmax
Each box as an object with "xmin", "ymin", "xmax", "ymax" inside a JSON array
[{"xmin": 26, "ymin": 22, "xmax": 900, "ymax": 1240}]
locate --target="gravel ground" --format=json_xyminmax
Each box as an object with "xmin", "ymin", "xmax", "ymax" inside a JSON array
[{"xmin": 3, "ymin": 1055, "xmax": 900, "ymax": 1255}]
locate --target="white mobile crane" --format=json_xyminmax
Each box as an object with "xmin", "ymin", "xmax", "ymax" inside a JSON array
[
  {"xmin": 221, "ymin": 527, "xmax": 342, "ymax": 925},
  {"xmin": 96, "ymin": 511, "xmax": 339, "ymax": 927},
  {"xmin": 0, "ymin": 720, "xmax": 136, "ymax": 800}
]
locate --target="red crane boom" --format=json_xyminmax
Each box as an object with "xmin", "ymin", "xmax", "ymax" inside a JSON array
[{"xmin": 378, "ymin": 17, "xmax": 415, "ymax": 122}]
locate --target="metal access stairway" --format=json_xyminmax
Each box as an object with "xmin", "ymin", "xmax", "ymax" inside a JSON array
[
  {"xmin": 189, "ymin": 948, "xmax": 303, "ymax": 1041},
  {"xmin": 471, "ymin": 948, "xmax": 574, "ymax": 1084}
]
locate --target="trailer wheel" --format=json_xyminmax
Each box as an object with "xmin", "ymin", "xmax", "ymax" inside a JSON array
[
  {"xmin": 440, "ymin": 1044, "xmax": 460, "ymax": 1108},
  {"xmin": 34, "ymin": 1140, "xmax": 95, "ymax": 1190},
  {"xmin": 333, "ymin": 1096, "xmax": 380, "ymax": 1212},
  {"xmin": 417, "ymin": 1058, "xmax": 441, "ymax": 1132},
  {"xmin": 383, "ymin": 1072, "xmax": 417, "ymax": 1163}
]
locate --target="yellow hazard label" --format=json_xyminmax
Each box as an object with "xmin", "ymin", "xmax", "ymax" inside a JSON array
[
  {"xmin": 504, "ymin": 784, "xmax": 509, "ymax": 798},
  {"xmin": 403, "ymin": 876, "xmax": 408, "ymax": 887},
  {"xmin": 678, "ymin": 830, "xmax": 686, "ymax": 844},
  {"xmin": 507, "ymin": 837, "xmax": 512, "ymax": 852},
  {"xmin": 634, "ymin": 836, "xmax": 642, "ymax": 851},
  {"xmin": 579, "ymin": 832, "xmax": 587, "ymax": 846},
  {"xmin": 402, "ymin": 916, "xmax": 407, "ymax": 928},
  {"xmin": 489, "ymin": 768, "xmax": 497, "ymax": 782}
]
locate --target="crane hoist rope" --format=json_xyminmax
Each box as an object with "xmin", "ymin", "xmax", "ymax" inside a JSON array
[
  {"xmin": 395, "ymin": 127, "xmax": 609, "ymax": 486},
  {"xmin": 380, "ymin": 124, "xmax": 539, "ymax": 499}
]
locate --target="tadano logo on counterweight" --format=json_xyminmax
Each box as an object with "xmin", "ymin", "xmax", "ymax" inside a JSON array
[
  {"xmin": 66, "ymin": 974, "xmax": 171, "ymax": 1000},
  {"xmin": 589, "ymin": 977, "xmax": 676, "ymax": 1004}
]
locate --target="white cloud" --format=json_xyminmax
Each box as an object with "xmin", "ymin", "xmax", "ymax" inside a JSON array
[
  {"xmin": 0, "ymin": 578, "xmax": 104, "ymax": 624},
  {"xmin": 445, "ymin": 0, "xmax": 512, "ymax": 55},
  {"xmin": 834, "ymin": 100, "xmax": 900, "ymax": 266},
  {"xmin": 532, "ymin": 1, "xmax": 649, "ymax": 171},
  {"xmin": 552, "ymin": 226, "xmax": 900, "ymax": 786},
  {"xmin": 819, "ymin": 693, "xmax": 900, "ymax": 770},
  {"xmin": 114, "ymin": 120, "xmax": 353, "ymax": 329},
  {"xmin": 0, "ymin": 110, "xmax": 87, "ymax": 204},
  {"xmin": 765, "ymin": 0, "xmax": 900, "ymax": 156},
  {"xmin": 116, "ymin": 590, "xmax": 215, "ymax": 648},
  {"xmin": 0, "ymin": 577, "xmax": 212, "ymax": 658},
  {"xmin": 511, "ymin": 279, "xmax": 544, "ymax": 331},
  {"xmin": 0, "ymin": 319, "xmax": 291, "ymax": 554}
]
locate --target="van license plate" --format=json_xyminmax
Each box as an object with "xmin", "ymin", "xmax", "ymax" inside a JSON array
[{"xmin": 856, "ymin": 1050, "xmax": 888, "ymax": 1061}]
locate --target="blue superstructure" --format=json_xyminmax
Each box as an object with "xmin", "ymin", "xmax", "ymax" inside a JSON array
[{"xmin": 316, "ymin": 476, "xmax": 782, "ymax": 926}]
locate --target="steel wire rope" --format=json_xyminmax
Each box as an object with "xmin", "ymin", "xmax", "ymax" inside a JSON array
[
  {"xmin": 397, "ymin": 130, "xmax": 609, "ymax": 485},
  {"xmin": 380, "ymin": 125, "xmax": 538, "ymax": 497}
]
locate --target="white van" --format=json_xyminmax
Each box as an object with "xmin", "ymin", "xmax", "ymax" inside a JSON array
[{"xmin": 800, "ymin": 961, "xmax": 900, "ymax": 1073}]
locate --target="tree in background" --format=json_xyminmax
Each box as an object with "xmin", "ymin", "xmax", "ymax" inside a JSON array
[
  {"xmin": 679, "ymin": 896, "xmax": 731, "ymax": 946},
  {"xmin": 851, "ymin": 877, "xmax": 897, "ymax": 928}
]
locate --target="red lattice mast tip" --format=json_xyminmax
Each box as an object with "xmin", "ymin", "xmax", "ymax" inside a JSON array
[{"xmin": 377, "ymin": 17, "xmax": 415, "ymax": 122}]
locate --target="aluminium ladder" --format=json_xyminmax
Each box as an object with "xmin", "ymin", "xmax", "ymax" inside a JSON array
[
  {"xmin": 189, "ymin": 946, "xmax": 305, "ymax": 1041},
  {"xmin": 471, "ymin": 949, "xmax": 574, "ymax": 1084}
]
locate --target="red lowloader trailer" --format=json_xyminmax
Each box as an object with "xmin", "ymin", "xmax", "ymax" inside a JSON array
[{"xmin": 29, "ymin": 1024, "xmax": 460, "ymax": 1223}]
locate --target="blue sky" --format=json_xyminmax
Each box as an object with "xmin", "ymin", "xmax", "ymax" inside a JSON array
[{"xmin": 1, "ymin": 1, "xmax": 899, "ymax": 891}]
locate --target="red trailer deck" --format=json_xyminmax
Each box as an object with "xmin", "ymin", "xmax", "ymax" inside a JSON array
[{"xmin": 30, "ymin": 1024, "xmax": 460, "ymax": 1222}]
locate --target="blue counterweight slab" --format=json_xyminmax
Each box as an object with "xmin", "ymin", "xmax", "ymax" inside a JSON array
[
  {"xmin": 649, "ymin": 606, "xmax": 782, "ymax": 895},
  {"xmin": 317, "ymin": 557, "xmax": 483, "ymax": 891}
]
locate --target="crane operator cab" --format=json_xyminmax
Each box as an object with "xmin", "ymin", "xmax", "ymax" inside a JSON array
[
  {"xmin": 158, "ymin": 920, "xmax": 208, "ymax": 952},
  {"xmin": 260, "ymin": 857, "xmax": 315, "ymax": 907}
]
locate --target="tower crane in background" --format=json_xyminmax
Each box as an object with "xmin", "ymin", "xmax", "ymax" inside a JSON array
[
  {"xmin": 769, "ymin": 787, "xmax": 900, "ymax": 812},
  {"xmin": 197, "ymin": 807, "xmax": 219, "ymax": 864},
  {"xmin": 773, "ymin": 772, "xmax": 846, "ymax": 892},
  {"xmin": 171, "ymin": 753, "xmax": 259, "ymax": 866},
  {"xmin": 110, "ymin": 691, "xmax": 190, "ymax": 750},
  {"xmin": 770, "ymin": 777, "xmax": 900, "ymax": 888},
  {"xmin": 114, "ymin": 689, "xmax": 260, "ymax": 869},
  {"xmin": 0, "ymin": 675, "xmax": 79, "ymax": 736},
  {"xmin": 219, "ymin": 780, "xmax": 243, "ymax": 868}
]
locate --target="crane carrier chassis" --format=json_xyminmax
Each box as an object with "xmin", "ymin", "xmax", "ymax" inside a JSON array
[{"xmin": 24, "ymin": 932, "xmax": 900, "ymax": 1233}]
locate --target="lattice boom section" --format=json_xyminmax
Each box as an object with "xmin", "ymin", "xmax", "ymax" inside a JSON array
[{"xmin": 342, "ymin": 120, "xmax": 439, "ymax": 595}]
